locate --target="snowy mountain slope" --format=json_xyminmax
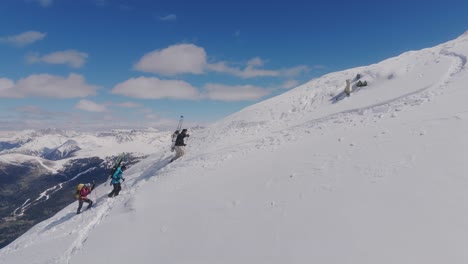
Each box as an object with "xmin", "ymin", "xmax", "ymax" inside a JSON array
[
  {"xmin": 0, "ymin": 129, "xmax": 171, "ymax": 199},
  {"xmin": 0, "ymin": 153, "xmax": 58, "ymax": 173},
  {"xmin": 1, "ymin": 32, "xmax": 468, "ymax": 264},
  {"xmin": 43, "ymin": 140, "xmax": 81, "ymax": 161},
  {"xmin": 203, "ymin": 33, "xmax": 467, "ymax": 148},
  {"xmin": 0, "ymin": 128, "xmax": 169, "ymax": 170},
  {"xmin": 0, "ymin": 128, "xmax": 173, "ymax": 249}
]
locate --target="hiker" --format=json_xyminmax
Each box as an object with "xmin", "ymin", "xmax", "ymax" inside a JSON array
[
  {"xmin": 356, "ymin": 80, "xmax": 367, "ymax": 87},
  {"xmin": 171, "ymin": 130, "xmax": 180, "ymax": 152},
  {"xmin": 76, "ymin": 181, "xmax": 95, "ymax": 214},
  {"xmin": 170, "ymin": 128, "xmax": 190, "ymax": 163},
  {"xmin": 108, "ymin": 165, "xmax": 126, "ymax": 197},
  {"xmin": 344, "ymin": 79, "xmax": 352, "ymax": 96},
  {"xmin": 352, "ymin": 73, "xmax": 361, "ymax": 82}
]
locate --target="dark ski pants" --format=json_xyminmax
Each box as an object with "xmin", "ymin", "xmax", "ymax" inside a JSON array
[
  {"xmin": 77, "ymin": 198, "xmax": 93, "ymax": 214},
  {"xmin": 108, "ymin": 183, "xmax": 122, "ymax": 197}
]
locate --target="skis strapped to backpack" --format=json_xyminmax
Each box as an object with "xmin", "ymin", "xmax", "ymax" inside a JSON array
[{"xmin": 177, "ymin": 115, "xmax": 184, "ymax": 131}]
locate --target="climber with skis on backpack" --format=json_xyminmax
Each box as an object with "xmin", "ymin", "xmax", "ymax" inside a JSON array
[
  {"xmin": 76, "ymin": 181, "xmax": 95, "ymax": 214},
  {"xmin": 171, "ymin": 130, "xmax": 180, "ymax": 152},
  {"xmin": 170, "ymin": 128, "xmax": 190, "ymax": 163},
  {"xmin": 108, "ymin": 165, "xmax": 126, "ymax": 197}
]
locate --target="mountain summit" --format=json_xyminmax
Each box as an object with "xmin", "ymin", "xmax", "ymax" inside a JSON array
[{"xmin": 1, "ymin": 32, "xmax": 468, "ymax": 264}]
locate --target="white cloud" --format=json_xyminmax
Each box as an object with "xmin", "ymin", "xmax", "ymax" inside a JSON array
[
  {"xmin": 134, "ymin": 44, "xmax": 207, "ymax": 75},
  {"xmin": 207, "ymin": 61, "xmax": 279, "ymax": 78},
  {"xmin": 112, "ymin": 76, "xmax": 200, "ymax": 100},
  {"xmin": 0, "ymin": 74, "xmax": 99, "ymax": 98},
  {"xmin": 0, "ymin": 31, "xmax": 47, "ymax": 47},
  {"xmin": 159, "ymin": 14, "xmax": 177, "ymax": 21},
  {"xmin": 0, "ymin": 78, "xmax": 15, "ymax": 92},
  {"xmin": 134, "ymin": 44, "xmax": 310, "ymax": 79},
  {"xmin": 247, "ymin": 57, "xmax": 264, "ymax": 67},
  {"xmin": 204, "ymin": 83, "xmax": 270, "ymax": 101},
  {"xmin": 281, "ymin": 80, "xmax": 300, "ymax": 89},
  {"xmin": 75, "ymin": 100, "xmax": 107, "ymax": 112},
  {"xmin": 27, "ymin": 50, "xmax": 88, "ymax": 68},
  {"xmin": 207, "ymin": 57, "xmax": 309, "ymax": 79}
]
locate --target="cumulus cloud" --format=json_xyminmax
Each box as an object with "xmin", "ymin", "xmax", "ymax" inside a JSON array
[
  {"xmin": 112, "ymin": 76, "xmax": 200, "ymax": 100},
  {"xmin": 203, "ymin": 83, "xmax": 270, "ymax": 101},
  {"xmin": 207, "ymin": 61, "xmax": 278, "ymax": 78},
  {"xmin": 159, "ymin": 14, "xmax": 177, "ymax": 21},
  {"xmin": 0, "ymin": 31, "xmax": 47, "ymax": 47},
  {"xmin": 0, "ymin": 74, "xmax": 99, "ymax": 98},
  {"xmin": 27, "ymin": 50, "xmax": 89, "ymax": 68},
  {"xmin": 75, "ymin": 100, "xmax": 107, "ymax": 112},
  {"xmin": 247, "ymin": 57, "xmax": 264, "ymax": 67},
  {"xmin": 134, "ymin": 44, "xmax": 207, "ymax": 75},
  {"xmin": 0, "ymin": 78, "xmax": 15, "ymax": 92},
  {"xmin": 134, "ymin": 43, "xmax": 310, "ymax": 79},
  {"xmin": 207, "ymin": 57, "xmax": 309, "ymax": 79}
]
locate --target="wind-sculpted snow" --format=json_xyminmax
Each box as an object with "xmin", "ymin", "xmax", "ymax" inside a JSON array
[{"xmin": 2, "ymin": 33, "xmax": 468, "ymax": 264}]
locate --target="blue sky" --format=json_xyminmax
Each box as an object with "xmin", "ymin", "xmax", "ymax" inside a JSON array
[{"xmin": 0, "ymin": 0, "xmax": 467, "ymax": 131}]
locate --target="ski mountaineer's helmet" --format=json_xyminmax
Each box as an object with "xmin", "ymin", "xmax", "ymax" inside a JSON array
[
  {"xmin": 77, "ymin": 184, "xmax": 84, "ymax": 191},
  {"xmin": 121, "ymin": 165, "xmax": 127, "ymax": 171},
  {"xmin": 182, "ymin": 129, "xmax": 187, "ymax": 133}
]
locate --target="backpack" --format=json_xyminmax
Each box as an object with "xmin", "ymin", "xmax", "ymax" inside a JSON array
[{"xmin": 75, "ymin": 184, "xmax": 84, "ymax": 199}]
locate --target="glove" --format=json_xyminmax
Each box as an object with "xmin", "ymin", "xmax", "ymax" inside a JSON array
[
  {"xmin": 184, "ymin": 144, "xmax": 186, "ymax": 146},
  {"xmin": 122, "ymin": 178, "xmax": 125, "ymax": 182}
]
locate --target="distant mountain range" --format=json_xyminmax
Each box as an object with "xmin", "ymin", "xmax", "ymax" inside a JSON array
[{"xmin": 0, "ymin": 128, "xmax": 171, "ymax": 248}]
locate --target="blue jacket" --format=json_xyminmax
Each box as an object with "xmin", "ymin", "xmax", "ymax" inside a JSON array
[{"xmin": 111, "ymin": 167, "xmax": 124, "ymax": 185}]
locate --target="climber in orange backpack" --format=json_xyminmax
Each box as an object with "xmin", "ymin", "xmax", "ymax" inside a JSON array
[{"xmin": 76, "ymin": 181, "xmax": 95, "ymax": 214}]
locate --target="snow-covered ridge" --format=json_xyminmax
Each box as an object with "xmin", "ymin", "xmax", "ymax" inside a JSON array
[
  {"xmin": 197, "ymin": 32, "xmax": 467, "ymax": 150},
  {"xmin": 0, "ymin": 128, "xmax": 170, "ymax": 165},
  {"xmin": 1, "ymin": 32, "xmax": 468, "ymax": 264},
  {"xmin": 0, "ymin": 153, "xmax": 57, "ymax": 173}
]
